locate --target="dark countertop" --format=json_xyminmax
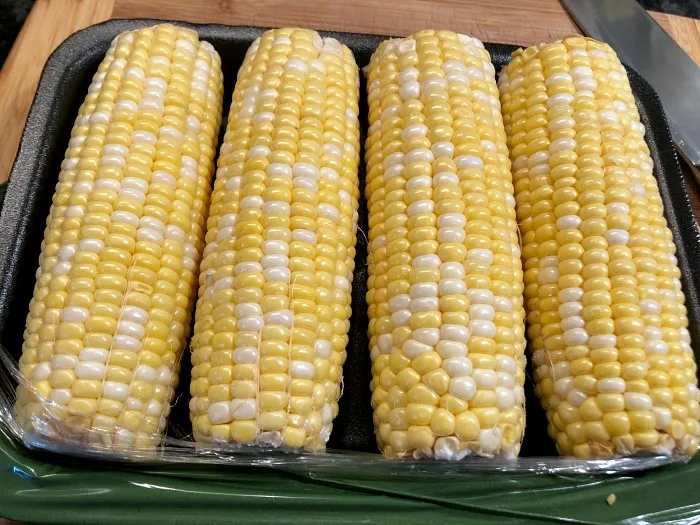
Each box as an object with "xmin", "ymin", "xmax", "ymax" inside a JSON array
[
  {"xmin": 641, "ymin": 0, "xmax": 700, "ymax": 18},
  {"xmin": 0, "ymin": 0, "xmax": 33, "ymax": 68}
]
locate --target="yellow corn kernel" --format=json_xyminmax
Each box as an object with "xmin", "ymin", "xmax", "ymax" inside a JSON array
[
  {"xmin": 16, "ymin": 24, "xmax": 224, "ymax": 450},
  {"xmin": 190, "ymin": 28, "xmax": 360, "ymax": 450},
  {"xmin": 498, "ymin": 36, "xmax": 700, "ymax": 458},
  {"xmin": 366, "ymin": 30, "xmax": 526, "ymax": 459}
]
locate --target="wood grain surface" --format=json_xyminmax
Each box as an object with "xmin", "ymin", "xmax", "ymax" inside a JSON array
[
  {"xmin": 0, "ymin": 0, "xmax": 698, "ymax": 222},
  {"xmin": 0, "ymin": 0, "xmax": 114, "ymax": 183},
  {"xmin": 112, "ymin": 0, "xmax": 581, "ymax": 45}
]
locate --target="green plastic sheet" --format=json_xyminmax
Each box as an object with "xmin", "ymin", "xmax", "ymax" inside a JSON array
[{"xmin": 0, "ymin": 423, "xmax": 699, "ymax": 524}]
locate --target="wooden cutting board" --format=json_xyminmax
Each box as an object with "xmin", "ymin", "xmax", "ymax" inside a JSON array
[{"xmin": 1, "ymin": 0, "xmax": 699, "ymax": 218}]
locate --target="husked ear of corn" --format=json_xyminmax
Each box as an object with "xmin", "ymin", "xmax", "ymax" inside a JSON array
[
  {"xmin": 15, "ymin": 24, "xmax": 224, "ymax": 450},
  {"xmin": 498, "ymin": 36, "xmax": 700, "ymax": 458},
  {"xmin": 365, "ymin": 30, "xmax": 526, "ymax": 459},
  {"xmin": 189, "ymin": 28, "xmax": 360, "ymax": 449}
]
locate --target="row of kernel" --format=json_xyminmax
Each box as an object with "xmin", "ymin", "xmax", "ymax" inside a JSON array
[
  {"xmin": 283, "ymin": 30, "xmax": 326, "ymax": 448},
  {"xmin": 102, "ymin": 26, "xmax": 201, "ymax": 447},
  {"xmin": 160, "ymin": 38, "xmax": 224, "ymax": 446},
  {"xmin": 68, "ymin": 27, "xmax": 168, "ymax": 445},
  {"xmin": 21, "ymin": 30, "xmax": 136, "ymax": 432},
  {"xmin": 604, "ymin": 40, "xmax": 700, "ymax": 454},
  {"xmin": 17, "ymin": 35, "xmax": 122, "ymax": 427},
  {"xmin": 315, "ymin": 40, "xmax": 361, "ymax": 442},
  {"xmin": 190, "ymin": 30, "xmax": 271, "ymax": 444},
  {"xmin": 443, "ymin": 32, "xmax": 526, "ymax": 457},
  {"xmin": 365, "ymin": 37, "xmax": 402, "ymax": 454},
  {"xmin": 498, "ymin": 48, "xmax": 545, "ymax": 425},
  {"xmin": 501, "ymin": 41, "xmax": 596, "ymax": 457}
]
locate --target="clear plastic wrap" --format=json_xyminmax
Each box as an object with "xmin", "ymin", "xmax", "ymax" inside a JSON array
[
  {"xmin": 1, "ymin": 399, "xmax": 699, "ymax": 525},
  {"xmin": 0, "ymin": 24, "xmax": 697, "ymax": 520},
  {"xmin": 0, "ymin": 340, "xmax": 692, "ymax": 474}
]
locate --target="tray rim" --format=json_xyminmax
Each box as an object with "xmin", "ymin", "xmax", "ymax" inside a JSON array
[{"xmin": 0, "ymin": 18, "xmax": 699, "ymax": 474}]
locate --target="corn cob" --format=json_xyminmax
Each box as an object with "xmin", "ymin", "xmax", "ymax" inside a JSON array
[
  {"xmin": 498, "ymin": 36, "xmax": 700, "ymax": 458},
  {"xmin": 365, "ymin": 30, "xmax": 526, "ymax": 459},
  {"xmin": 16, "ymin": 24, "xmax": 224, "ymax": 450},
  {"xmin": 189, "ymin": 28, "xmax": 360, "ymax": 449}
]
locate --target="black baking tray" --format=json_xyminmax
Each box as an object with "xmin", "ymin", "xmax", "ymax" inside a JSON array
[{"xmin": 1, "ymin": 19, "xmax": 699, "ymax": 460}]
